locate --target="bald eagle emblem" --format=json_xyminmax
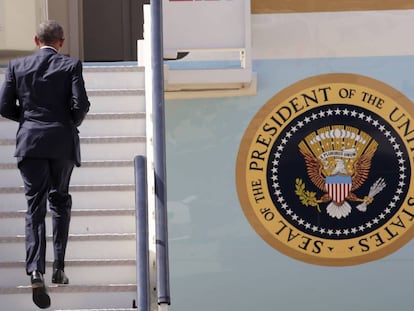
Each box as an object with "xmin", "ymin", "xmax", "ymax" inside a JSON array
[{"xmin": 295, "ymin": 125, "xmax": 386, "ymax": 219}]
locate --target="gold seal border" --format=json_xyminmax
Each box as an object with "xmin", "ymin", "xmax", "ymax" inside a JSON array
[{"xmin": 236, "ymin": 73, "xmax": 414, "ymax": 266}]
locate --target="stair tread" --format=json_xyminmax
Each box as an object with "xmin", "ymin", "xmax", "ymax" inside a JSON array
[
  {"xmin": 0, "ymin": 208, "xmax": 135, "ymax": 218},
  {"xmin": 56, "ymin": 310, "xmax": 137, "ymax": 311},
  {"xmin": 85, "ymin": 112, "xmax": 145, "ymax": 119},
  {"xmin": 0, "ymin": 232, "xmax": 135, "ymax": 243},
  {"xmin": 0, "ymin": 259, "xmax": 136, "ymax": 268},
  {"xmin": 0, "ymin": 184, "xmax": 135, "ymax": 194},
  {"xmin": 0, "ymin": 160, "xmax": 135, "ymax": 170},
  {"xmin": 0, "ymin": 283, "xmax": 136, "ymax": 294},
  {"xmin": 87, "ymin": 88, "xmax": 144, "ymax": 95},
  {"xmin": 0, "ymin": 135, "xmax": 146, "ymax": 144},
  {"xmin": 55, "ymin": 309, "xmax": 137, "ymax": 311},
  {"xmin": 1, "ymin": 112, "xmax": 146, "ymax": 122},
  {"xmin": 83, "ymin": 65, "xmax": 143, "ymax": 72}
]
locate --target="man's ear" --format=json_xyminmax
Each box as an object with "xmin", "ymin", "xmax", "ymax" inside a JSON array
[{"xmin": 34, "ymin": 36, "xmax": 41, "ymax": 47}]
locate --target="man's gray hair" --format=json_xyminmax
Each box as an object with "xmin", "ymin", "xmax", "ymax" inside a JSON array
[{"xmin": 36, "ymin": 20, "xmax": 64, "ymax": 44}]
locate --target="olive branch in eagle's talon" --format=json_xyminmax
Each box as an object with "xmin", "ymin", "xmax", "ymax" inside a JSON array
[{"xmin": 295, "ymin": 178, "xmax": 321, "ymax": 213}]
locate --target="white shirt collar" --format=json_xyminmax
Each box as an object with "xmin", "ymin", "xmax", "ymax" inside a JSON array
[{"xmin": 40, "ymin": 46, "xmax": 58, "ymax": 53}]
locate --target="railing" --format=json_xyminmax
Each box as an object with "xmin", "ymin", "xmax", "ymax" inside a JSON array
[
  {"xmin": 150, "ymin": 1, "xmax": 170, "ymax": 307},
  {"xmin": 136, "ymin": 2, "xmax": 171, "ymax": 311},
  {"xmin": 135, "ymin": 155, "xmax": 150, "ymax": 311}
]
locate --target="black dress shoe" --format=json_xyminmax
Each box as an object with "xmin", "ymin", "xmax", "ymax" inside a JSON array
[
  {"xmin": 30, "ymin": 271, "xmax": 51, "ymax": 309},
  {"xmin": 52, "ymin": 269, "xmax": 69, "ymax": 284}
]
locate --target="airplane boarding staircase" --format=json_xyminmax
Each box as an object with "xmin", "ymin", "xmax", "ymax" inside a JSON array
[{"xmin": 0, "ymin": 64, "xmax": 146, "ymax": 310}]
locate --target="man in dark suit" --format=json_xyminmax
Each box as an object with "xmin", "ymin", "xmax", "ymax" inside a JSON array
[{"xmin": 0, "ymin": 20, "xmax": 90, "ymax": 309}]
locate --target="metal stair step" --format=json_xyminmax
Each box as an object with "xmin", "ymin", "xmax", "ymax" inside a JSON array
[
  {"xmin": 81, "ymin": 136, "xmax": 146, "ymax": 144},
  {"xmin": 0, "ymin": 115, "xmax": 146, "ymax": 139},
  {"xmin": 85, "ymin": 112, "xmax": 145, "ymax": 120},
  {"xmin": 0, "ymin": 259, "xmax": 136, "ymax": 287},
  {"xmin": 0, "ymin": 119, "xmax": 18, "ymax": 139},
  {"xmin": 0, "ymin": 165, "xmax": 135, "ymax": 187},
  {"xmin": 0, "ymin": 135, "xmax": 146, "ymax": 145},
  {"xmin": 0, "ymin": 183, "xmax": 135, "ymax": 194},
  {"xmin": 0, "ymin": 284, "xmax": 137, "ymax": 310},
  {"xmin": 0, "ymin": 258, "xmax": 136, "ymax": 268},
  {"xmin": 0, "ymin": 90, "xmax": 146, "ymax": 119},
  {"xmin": 79, "ymin": 113, "xmax": 145, "ymax": 137},
  {"xmin": 0, "ymin": 208, "xmax": 136, "ymax": 235},
  {"xmin": 0, "ymin": 170, "xmax": 137, "ymax": 190},
  {"xmin": 0, "ymin": 208, "xmax": 135, "ymax": 218},
  {"xmin": 83, "ymin": 65, "xmax": 144, "ymax": 90},
  {"xmin": 78, "ymin": 121, "xmax": 144, "ymax": 137},
  {"xmin": 0, "ymin": 233, "xmax": 136, "ymax": 261},
  {"xmin": 0, "ymin": 183, "xmax": 135, "ymax": 213},
  {"xmin": 78, "ymin": 136, "xmax": 147, "ymax": 161},
  {"xmin": 0, "ymin": 283, "xmax": 135, "ymax": 294},
  {"xmin": 87, "ymin": 89, "xmax": 145, "ymax": 114},
  {"xmin": 55, "ymin": 309, "xmax": 137, "ymax": 311},
  {"xmin": 0, "ymin": 233, "xmax": 136, "ymax": 243},
  {"xmin": 58, "ymin": 310, "xmax": 137, "ymax": 311},
  {"xmin": 0, "ymin": 159, "xmax": 135, "ymax": 170},
  {"xmin": 0, "ymin": 135, "xmax": 146, "ymax": 162},
  {"xmin": 0, "ymin": 119, "xmax": 144, "ymax": 141}
]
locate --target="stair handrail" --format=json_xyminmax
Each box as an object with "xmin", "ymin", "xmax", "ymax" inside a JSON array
[
  {"xmin": 141, "ymin": 1, "xmax": 171, "ymax": 310},
  {"xmin": 150, "ymin": 0, "xmax": 171, "ymax": 306},
  {"xmin": 135, "ymin": 155, "xmax": 150, "ymax": 311}
]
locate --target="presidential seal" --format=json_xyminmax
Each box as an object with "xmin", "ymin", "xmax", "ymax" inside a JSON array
[{"xmin": 236, "ymin": 73, "xmax": 414, "ymax": 266}]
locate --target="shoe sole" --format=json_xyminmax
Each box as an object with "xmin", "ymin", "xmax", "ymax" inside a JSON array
[{"xmin": 32, "ymin": 285, "xmax": 51, "ymax": 309}]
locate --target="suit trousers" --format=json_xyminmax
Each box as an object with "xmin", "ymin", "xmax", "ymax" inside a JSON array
[{"xmin": 18, "ymin": 157, "xmax": 74, "ymax": 275}]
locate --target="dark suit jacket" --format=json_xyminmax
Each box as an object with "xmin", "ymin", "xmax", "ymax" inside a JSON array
[{"xmin": 0, "ymin": 47, "xmax": 90, "ymax": 166}]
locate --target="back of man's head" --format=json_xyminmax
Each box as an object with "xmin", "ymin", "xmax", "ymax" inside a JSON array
[{"xmin": 36, "ymin": 20, "xmax": 64, "ymax": 45}]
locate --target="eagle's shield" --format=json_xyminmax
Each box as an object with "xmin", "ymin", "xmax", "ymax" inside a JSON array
[{"xmin": 325, "ymin": 175, "xmax": 352, "ymax": 203}]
